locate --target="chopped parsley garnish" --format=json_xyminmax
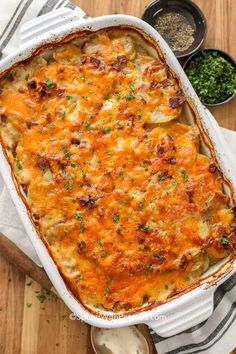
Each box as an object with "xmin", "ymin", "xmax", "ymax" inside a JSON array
[
  {"xmin": 105, "ymin": 287, "xmax": 110, "ymax": 294},
  {"xmin": 15, "ymin": 159, "xmax": 22, "ymax": 170},
  {"xmin": 84, "ymin": 121, "xmax": 91, "ymax": 129},
  {"xmin": 139, "ymin": 201, "xmax": 145, "ymax": 207},
  {"xmin": 101, "ymin": 251, "xmax": 107, "ymax": 258},
  {"xmin": 66, "ymin": 95, "xmax": 73, "ymax": 100},
  {"xmin": 97, "ymin": 239, "xmax": 102, "ymax": 246},
  {"xmin": 45, "ymin": 76, "xmax": 53, "ymax": 88},
  {"xmin": 64, "ymin": 181, "xmax": 72, "ymax": 190},
  {"xmin": 103, "ymin": 94, "xmax": 109, "ymax": 100},
  {"xmin": 185, "ymin": 51, "xmax": 236, "ymax": 104},
  {"xmin": 80, "ymin": 224, "xmax": 85, "ymax": 233},
  {"xmin": 113, "ymin": 213, "xmax": 120, "ymax": 223},
  {"xmin": 184, "ymin": 276, "xmax": 190, "ymax": 282},
  {"xmin": 25, "ymin": 73, "xmax": 29, "ymax": 81},
  {"xmin": 114, "ymin": 92, "xmax": 120, "ymax": 99},
  {"xmin": 219, "ymin": 237, "xmax": 229, "ymax": 245},
  {"xmin": 146, "ymin": 264, "xmax": 154, "ymax": 273},
  {"xmin": 60, "ymin": 111, "xmax": 66, "ymax": 120},
  {"xmin": 75, "ymin": 211, "xmax": 83, "ymax": 220},
  {"xmin": 102, "ymin": 127, "xmax": 111, "ymax": 134},
  {"xmin": 180, "ymin": 170, "xmax": 189, "ymax": 181},
  {"xmin": 26, "ymin": 303, "xmax": 32, "ymax": 308},
  {"xmin": 129, "ymin": 82, "xmax": 135, "ymax": 91},
  {"xmin": 126, "ymin": 92, "xmax": 135, "ymax": 101}
]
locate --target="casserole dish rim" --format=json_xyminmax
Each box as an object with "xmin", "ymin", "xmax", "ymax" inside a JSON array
[{"xmin": 0, "ymin": 11, "xmax": 236, "ymax": 336}]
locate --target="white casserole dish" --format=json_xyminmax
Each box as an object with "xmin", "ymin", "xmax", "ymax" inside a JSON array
[{"xmin": 0, "ymin": 7, "xmax": 236, "ymax": 337}]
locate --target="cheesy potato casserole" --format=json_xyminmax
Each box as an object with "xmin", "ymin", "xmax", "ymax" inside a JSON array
[{"xmin": 0, "ymin": 29, "xmax": 236, "ymax": 313}]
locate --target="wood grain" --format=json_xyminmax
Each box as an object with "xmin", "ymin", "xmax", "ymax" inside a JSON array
[{"xmin": 0, "ymin": 0, "xmax": 235, "ymax": 353}]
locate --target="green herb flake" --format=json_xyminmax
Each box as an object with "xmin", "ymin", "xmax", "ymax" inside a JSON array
[
  {"xmin": 113, "ymin": 213, "xmax": 120, "ymax": 223},
  {"xmin": 26, "ymin": 303, "xmax": 32, "ymax": 308},
  {"xmin": 75, "ymin": 211, "xmax": 83, "ymax": 220},
  {"xmin": 139, "ymin": 201, "xmax": 145, "ymax": 207},
  {"xmin": 36, "ymin": 294, "xmax": 46, "ymax": 303},
  {"xmin": 45, "ymin": 76, "xmax": 53, "ymax": 88},
  {"xmin": 114, "ymin": 92, "xmax": 120, "ymax": 99},
  {"xmin": 146, "ymin": 264, "xmax": 154, "ymax": 273},
  {"xmin": 15, "ymin": 159, "xmax": 23, "ymax": 170},
  {"xmin": 184, "ymin": 276, "xmax": 190, "ymax": 282},
  {"xmin": 66, "ymin": 95, "xmax": 73, "ymax": 100},
  {"xmin": 129, "ymin": 82, "xmax": 135, "ymax": 91},
  {"xmin": 180, "ymin": 170, "xmax": 189, "ymax": 181},
  {"xmin": 101, "ymin": 251, "xmax": 107, "ymax": 258},
  {"xmin": 126, "ymin": 92, "xmax": 135, "ymax": 101},
  {"xmin": 25, "ymin": 73, "xmax": 29, "ymax": 81},
  {"xmin": 220, "ymin": 237, "xmax": 229, "ymax": 245},
  {"xmin": 97, "ymin": 239, "xmax": 102, "ymax": 246},
  {"xmin": 102, "ymin": 127, "xmax": 111, "ymax": 135},
  {"xmin": 105, "ymin": 287, "xmax": 110, "ymax": 294}
]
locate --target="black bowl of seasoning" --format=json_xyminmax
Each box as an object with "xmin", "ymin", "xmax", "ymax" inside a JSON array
[
  {"xmin": 142, "ymin": 0, "xmax": 207, "ymax": 58},
  {"xmin": 183, "ymin": 49, "xmax": 236, "ymax": 106}
]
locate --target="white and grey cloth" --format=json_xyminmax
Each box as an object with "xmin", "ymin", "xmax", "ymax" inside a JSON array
[{"xmin": 0, "ymin": 1, "xmax": 236, "ymax": 353}]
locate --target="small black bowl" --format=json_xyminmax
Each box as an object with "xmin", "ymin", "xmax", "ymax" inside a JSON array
[
  {"xmin": 183, "ymin": 48, "xmax": 236, "ymax": 106},
  {"xmin": 142, "ymin": 0, "xmax": 207, "ymax": 58}
]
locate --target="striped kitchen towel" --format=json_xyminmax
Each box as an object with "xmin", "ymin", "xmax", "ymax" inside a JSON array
[{"xmin": 0, "ymin": 1, "xmax": 236, "ymax": 353}]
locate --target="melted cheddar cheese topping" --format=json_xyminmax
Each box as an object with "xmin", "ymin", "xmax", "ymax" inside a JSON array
[{"xmin": 0, "ymin": 30, "xmax": 235, "ymax": 313}]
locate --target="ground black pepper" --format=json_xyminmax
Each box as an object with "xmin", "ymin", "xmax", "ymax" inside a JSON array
[{"xmin": 155, "ymin": 12, "xmax": 195, "ymax": 52}]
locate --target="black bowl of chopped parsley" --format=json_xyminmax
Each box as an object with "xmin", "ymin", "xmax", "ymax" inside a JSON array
[{"xmin": 183, "ymin": 49, "xmax": 236, "ymax": 106}]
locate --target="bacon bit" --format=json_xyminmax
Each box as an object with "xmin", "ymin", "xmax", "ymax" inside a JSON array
[
  {"xmin": 139, "ymin": 98, "xmax": 147, "ymax": 105},
  {"xmin": 56, "ymin": 88, "xmax": 65, "ymax": 97},
  {"xmin": 37, "ymin": 157, "xmax": 50, "ymax": 171},
  {"xmin": 162, "ymin": 79, "xmax": 171, "ymax": 88},
  {"xmin": 185, "ymin": 184, "xmax": 194, "ymax": 196},
  {"xmin": 26, "ymin": 121, "xmax": 38, "ymax": 129},
  {"xmin": 232, "ymin": 206, "xmax": 236, "ymax": 217},
  {"xmin": 156, "ymin": 144, "xmax": 164, "ymax": 155},
  {"xmin": 169, "ymin": 96, "xmax": 180, "ymax": 108},
  {"xmin": 0, "ymin": 114, "xmax": 7, "ymax": 124},
  {"xmin": 228, "ymin": 232, "xmax": 236, "ymax": 245},
  {"xmin": 33, "ymin": 213, "xmax": 40, "ymax": 220},
  {"xmin": 5, "ymin": 72, "xmax": 14, "ymax": 82},
  {"xmin": 71, "ymin": 138, "xmax": 80, "ymax": 145},
  {"xmin": 112, "ymin": 301, "xmax": 122, "ymax": 311},
  {"xmin": 179, "ymin": 255, "xmax": 188, "ymax": 270},
  {"xmin": 90, "ymin": 56, "xmax": 100, "ymax": 68},
  {"xmin": 77, "ymin": 240, "xmax": 86, "ymax": 254},
  {"xmin": 110, "ymin": 61, "xmax": 121, "ymax": 72},
  {"xmin": 164, "ymin": 157, "xmax": 176, "ymax": 165},
  {"xmin": 169, "ymin": 91, "xmax": 185, "ymax": 108},
  {"xmin": 117, "ymin": 55, "xmax": 127, "ymax": 64},
  {"xmin": 27, "ymin": 80, "xmax": 37, "ymax": 90},
  {"xmin": 158, "ymin": 171, "xmax": 172, "ymax": 181},
  {"xmin": 127, "ymin": 114, "xmax": 135, "ymax": 126},
  {"xmin": 22, "ymin": 184, "xmax": 29, "ymax": 194},
  {"xmin": 216, "ymin": 225, "xmax": 227, "ymax": 237},
  {"xmin": 149, "ymin": 81, "xmax": 158, "ymax": 91},
  {"xmin": 81, "ymin": 55, "xmax": 87, "ymax": 64},
  {"xmin": 46, "ymin": 113, "xmax": 52, "ymax": 123},
  {"xmin": 208, "ymin": 163, "xmax": 217, "ymax": 173},
  {"xmin": 153, "ymin": 252, "xmax": 166, "ymax": 264},
  {"xmin": 77, "ymin": 195, "xmax": 96, "ymax": 209}
]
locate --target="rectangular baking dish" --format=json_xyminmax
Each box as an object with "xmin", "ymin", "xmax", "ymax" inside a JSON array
[{"xmin": 0, "ymin": 7, "xmax": 236, "ymax": 337}]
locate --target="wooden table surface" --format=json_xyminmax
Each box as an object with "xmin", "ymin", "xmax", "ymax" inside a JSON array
[{"xmin": 0, "ymin": 1, "xmax": 236, "ymax": 353}]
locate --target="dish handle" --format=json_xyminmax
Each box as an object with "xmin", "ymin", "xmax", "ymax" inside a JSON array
[
  {"xmin": 145, "ymin": 287, "xmax": 214, "ymax": 337},
  {"xmin": 19, "ymin": 7, "xmax": 88, "ymax": 48}
]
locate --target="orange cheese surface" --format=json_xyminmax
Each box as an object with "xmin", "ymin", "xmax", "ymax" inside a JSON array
[{"xmin": 0, "ymin": 29, "xmax": 235, "ymax": 313}]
